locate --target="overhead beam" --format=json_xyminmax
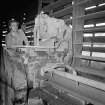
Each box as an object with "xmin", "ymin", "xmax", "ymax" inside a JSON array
[
  {"xmin": 85, "ymin": 4, "xmax": 105, "ymax": 15},
  {"xmin": 43, "ymin": 0, "xmax": 72, "ymax": 12},
  {"xmin": 53, "ymin": 5, "xmax": 72, "ymax": 18},
  {"xmin": 42, "ymin": 0, "xmax": 53, "ymax": 3},
  {"xmin": 74, "ymin": 10, "xmax": 105, "ymax": 21},
  {"xmin": 77, "ymin": 0, "xmax": 105, "ymax": 8}
]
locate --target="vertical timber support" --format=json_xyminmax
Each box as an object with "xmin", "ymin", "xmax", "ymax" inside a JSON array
[
  {"xmin": 72, "ymin": 0, "xmax": 85, "ymax": 66},
  {"xmin": 38, "ymin": 0, "xmax": 42, "ymax": 14}
]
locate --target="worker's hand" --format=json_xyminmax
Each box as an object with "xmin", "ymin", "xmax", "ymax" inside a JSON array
[{"xmin": 16, "ymin": 48, "xmax": 21, "ymax": 52}]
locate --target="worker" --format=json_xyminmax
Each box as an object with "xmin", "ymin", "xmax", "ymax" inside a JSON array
[
  {"xmin": 5, "ymin": 19, "xmax": 29, "ymax": 104},
  {"xmin": 5, "ymin": 19, "xmax": 29, "ymax": 47}
]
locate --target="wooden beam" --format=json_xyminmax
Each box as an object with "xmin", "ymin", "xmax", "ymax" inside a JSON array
[
  {"xmin": 38, "ymin": 0, "xmax": 42, "ymax": 14},
  {"xmin": 85, "ymin": 18, "xmax": 105, "ymax": 25},
  {"xmin": 43, "ymin": 0, "xmax": 72, "ymax": 12},
  {"xmin": 73, "ymin": 66, "xmax": 105, "ymax": 79},
  {"xmin": 72, "ymin": 0, "xmax": 85, "ymax": 66},
  {"xmin": 85, "ymin": 4, "xmax": 105, "ymax": 15},
  {"xmin": 42, "ymin": 0, "xmax": 53, "ymax": 3},
  {"xmin": 75, "ymin": 55, "xmax": 105, "ymax": 62},
  {"xmin": 25, "ymin": 25, "xmax": 34, "ymax": 30},
  {"xmin": 83, "ymin": 36, "xmax": 105, "ymax": 43},
  {"xmin": 77, "ymin": 0, "xmax": 105, "ymax": 8},
  {"xmin": 25, "ymin": 27, "xmax": 34, "ymax": 33},
  {"xmin": 24, "ymin": 20, "xmax": 34, "ymax": 26},
  {"xmin": 82, "ymin": 46, "xmax": 105, "ymax": 53},
  {"xmin": 54, "ymin": 70, "xmax": 105, "ymax": 91},
  {"xmin": 74, "ymin": 10, "xmax": 105, "ymax": 20},
  {"xmin": 84, "ymin": 10, "xmax": 105, "ymax": 20},
  {"xmin": 53, "ymin": 5, "xmax": 72, "ymax": 18},
  {"xmin": 84, "ymin": 26, "xmax": 105, "ymax": 33},
  {"xmin": 6, "ymin": 45, "xmax": 56, "ymax": 49},
  {"xmin": 25, "ymin": 32, "xmax": 33, "ymax": 35},
  {"xmin": 74, "ymin": 26, "xmax": 105, "ymax": 33}
]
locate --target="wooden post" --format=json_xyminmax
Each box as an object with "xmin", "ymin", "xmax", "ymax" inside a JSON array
[
  {"xmin": 38, "ymin": 0, "xmax": 42, "ymax": 14},
  {"xmin": 72, "ymin": 0, "xmax": 85, "ymax": 66}
]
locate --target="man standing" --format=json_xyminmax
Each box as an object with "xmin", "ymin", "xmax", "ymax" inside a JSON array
[
  {"xmin": 5, "ymin": 20, "xmax": 29, "ymax": 47},
  {"xmin": 5, "ymin": 19, "xmax": 29, "ymax": 104}
]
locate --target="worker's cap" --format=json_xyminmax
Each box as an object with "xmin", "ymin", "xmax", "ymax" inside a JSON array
[{"xmin": 8, "ymin": 19, "xmax": 19, "ymax": 26}]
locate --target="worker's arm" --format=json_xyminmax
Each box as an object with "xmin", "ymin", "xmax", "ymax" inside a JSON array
[{"xmin": 5, "ymin": 33, "xmax": 12, "ymax": 48}]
